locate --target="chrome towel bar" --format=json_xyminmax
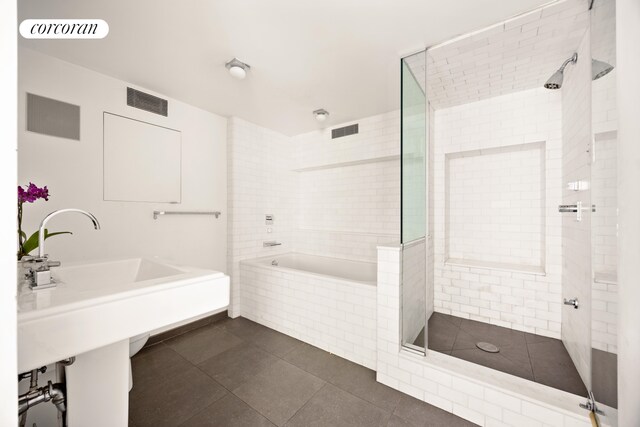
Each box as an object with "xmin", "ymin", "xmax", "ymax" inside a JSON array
[{"xmin": 153, "ymin": 210, "xmax": 221, "ymax": 220}]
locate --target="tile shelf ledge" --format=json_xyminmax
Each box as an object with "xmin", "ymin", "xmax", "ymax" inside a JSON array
[
  {"xmin": 594, "ymin": 271, "xmax": 617, "ymax": 285},
  {"xmin": 296, "ymin": 226, "xmax": 398, "ymax": 237},
  {"xmin": 445, "ymin": 258, "xmax": 546, "ymax": 276},
  {"xmin": 293, "ymin": 154, "xmax": 399, "ymax": 172}
]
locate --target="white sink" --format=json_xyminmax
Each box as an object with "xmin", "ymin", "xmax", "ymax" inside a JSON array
[{"xmin": 18, "ymin": 257, "xmax": 230, "ymax": 373}]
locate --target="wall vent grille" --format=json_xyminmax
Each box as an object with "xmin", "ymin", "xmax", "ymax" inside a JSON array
[
  {"xmin": 127, "ymin": 87, "xmax": 168, "ymax": 116},
  {"xmin": 26, "ymin": 93, "xmax": 80, "ymax": 140},
  {"xmin": 331, "ymin": 124, "xmax": 359, "ymax": 139}
]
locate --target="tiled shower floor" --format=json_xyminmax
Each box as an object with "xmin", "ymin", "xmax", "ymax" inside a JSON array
[
  {"xmin": 415, "ymin": 312, "xmax": 588, "ymax": 396},
  {"xmin": 129, "ymin": 316, "xmax": 478, "ymax": 427}
]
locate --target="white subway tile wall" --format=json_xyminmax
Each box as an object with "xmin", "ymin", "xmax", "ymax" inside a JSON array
[
  {"xmin": 446, "ymin": 142, "xmax": 545, "ymax": 268},
  {"xmin": 227, "ymin": 112, "xmax": 401, "ymax": 316},
  {"xmin": 560, "ymin": 29, "xmax": 592, "ymax": 389},
  {"xmin": 591, "ymin": 135, "xmax": 618, "ymax": 354},
  {"xmin": 293, "ymin": 111, "xmax": 401, "ymax": 262},
  {"xmin": 402, "ymin": 240, "xmax": 428, "ymax": 345},
  {"xmin": 227, "ymin": 117, "xmax": 296, "ymax": 317},
  {"xmin": 421, "ymin": 0, "xmax": 589, "ymax": 110},
  {"xmin": 376, "ymin": 246, "xmax": 592, "ymax": 427},
  {"xmin": 590, "ymin": 0, "xmax": 618, "ymax": 354},
  {"xmin": 240, "ymin": 262, "xmax": 377, "ymax": 369},
  {"xmin": 433, "ymin": 88, "xmax": 563, "ymax": 337}
]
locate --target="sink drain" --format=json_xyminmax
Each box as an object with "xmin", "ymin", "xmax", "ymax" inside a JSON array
[{"xmin": 476, "ymin": 342, "xmax": 500, "ymax": 353}]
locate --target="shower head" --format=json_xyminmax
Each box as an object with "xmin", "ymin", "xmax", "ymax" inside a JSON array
[
  {"xmin": 592, "ymin": 58, "xmax": 614, "ymax": 80},
  {"xmin": 543, "ymin": 52, "xmax": 578, "ymax": 90},
  {"xmin": 544, "ymin": 70, "xmax": 564, "ymax": 90}
]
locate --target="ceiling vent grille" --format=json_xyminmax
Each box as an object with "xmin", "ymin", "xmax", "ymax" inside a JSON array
[
  {"xmin": 331, "ymin": 123, "xmax": 358, "ymax": 139},
  {"xmin": 127, "ymin": 87, "xmax": 168, "ymax": 116}
]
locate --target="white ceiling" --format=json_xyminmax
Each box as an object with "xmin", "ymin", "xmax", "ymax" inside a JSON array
[
  {"xmin": 404, "ymin": 0, "xmax": 589, "ymax": 110},
  {"xmin": 19, "ymin": 0, "xmax": 554, "ymax": 135}
]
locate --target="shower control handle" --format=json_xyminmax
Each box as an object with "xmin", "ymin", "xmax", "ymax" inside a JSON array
[{"xmin": 564, "ymin": 298, "xmax": 579, "ymax": 309}]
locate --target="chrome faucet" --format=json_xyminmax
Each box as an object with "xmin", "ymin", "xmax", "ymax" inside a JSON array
[{"xmin": 24, "ymin": 209, "xmax": 101, "ymax": 290}]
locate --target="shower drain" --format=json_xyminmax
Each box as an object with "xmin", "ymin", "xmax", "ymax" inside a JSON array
[{"xmin": 476, "ymin": 342, "xmax": 500, "ymax": 353}]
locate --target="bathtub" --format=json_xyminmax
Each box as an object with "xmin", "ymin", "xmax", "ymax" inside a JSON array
[
  {"xmin": 240, "ymin": 252, "xmax": 377, "ymax": 369},
  {"xmin": 246, "ymin": 253, "xmax": 377, "ymax": 284}
]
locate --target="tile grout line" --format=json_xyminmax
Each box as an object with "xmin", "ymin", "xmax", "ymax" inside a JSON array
[
  {"xmin": 205, "ymin": 319, "xmax": 401, "ymax": 422},
  {"xmin": 280, "ymin": 382, "xmax": 329, "ymax": 426}
]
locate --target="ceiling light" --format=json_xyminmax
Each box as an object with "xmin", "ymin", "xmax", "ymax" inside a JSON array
[
  {"xmin": 225, "ymin": 58, "xmax": 250, "ymax": 79},
  {"xmin": 313, "ymin": 109, "xmax": 329, "ymax": 122}
]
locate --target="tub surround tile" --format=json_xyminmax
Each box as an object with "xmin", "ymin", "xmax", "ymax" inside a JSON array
[
  {"xmin": 227, "ymin": 113, "xmax": 401, "ymax": 319},
  {"xmin": 240, "ymin": 261, "xmax": 377, "ymax": 369}
]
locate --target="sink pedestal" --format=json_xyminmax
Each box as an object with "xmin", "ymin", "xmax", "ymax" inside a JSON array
[{"xmin": 65, "ymin": 340, "xmax": 129, "ymax": 427}]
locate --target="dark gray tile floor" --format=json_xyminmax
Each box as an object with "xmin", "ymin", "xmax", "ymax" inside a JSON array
[
  {"xmin": 418, "ymin": 312, "xmax": 588, "ymax": 396},
  {"xmin": 130, "ymin": 316, "xmax": 478, "ymax": 427}
]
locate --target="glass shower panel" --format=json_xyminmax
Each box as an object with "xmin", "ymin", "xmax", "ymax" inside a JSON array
[
  {"xmin": 401, "ymin": 51, "xmax": 427, "ymax": 351},
  {"xmin": 560, "ymin": 23, "xmax": 593, "ymax": 396},
  {"xmin": 590, "ymin": 0, "xmax": 618, "ymax": 413},
  {"xmin": 401, "ymin": 56, "xmax": 426, "ymax": 243}
]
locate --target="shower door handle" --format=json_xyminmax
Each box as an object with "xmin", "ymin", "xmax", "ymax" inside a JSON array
[
  {"xmin": 558, "ymin": 202, "xmax": 596, "ymax": 222},
  {"xmin": 564, "ymin": 298, "xmax": 579, "ymax": 309}
]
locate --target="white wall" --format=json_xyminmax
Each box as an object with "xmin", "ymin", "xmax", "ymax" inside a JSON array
[
  {"xmin": 18, "ymin": 49, "xmax": 227, "ymax": 273},
  {"xmin": 616, "ymin": 0, "xmax": 640, "ymax": 423},
  {"xmin": 433, "ymin": 88, "xmax": 563, "ymax": 338},
  {"xmin": 0, "ymin": 0, "xmax": 18, "ymax": 424},
  {"xmin": 293, "ymin": 111, "xmax": 400, "ymax": 262},
  {"xmin": 227, "ymin": 117, "xmax": 295, "ymax": 317},
  {"xmin": 560, "ymin": 29, "xmax": 592, "ymax": 390}
]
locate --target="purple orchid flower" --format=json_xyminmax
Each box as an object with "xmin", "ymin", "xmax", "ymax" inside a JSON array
[{"xmin": 18, "ymin": 182, "xmax": 49, "ymax": 204}]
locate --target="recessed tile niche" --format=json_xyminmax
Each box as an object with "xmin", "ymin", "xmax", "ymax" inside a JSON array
[
  {"xmin": 103, "ymin": 112, "xmax": 182, "ymax": 203},
  {"xmin": 445, "ymin": 141, "xmax": 545, "ymax": 272}
]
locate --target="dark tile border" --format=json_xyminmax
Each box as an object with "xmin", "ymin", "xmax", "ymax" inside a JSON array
[{"xmin": 145, "ymin": 310, "xmax": 229, "ymax": 347}]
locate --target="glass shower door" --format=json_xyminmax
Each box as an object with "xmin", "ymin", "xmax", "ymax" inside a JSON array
[
  {"xmin": 400, "ymin": 51, "xmax": 427, "ymax": 352},
  {"xmin": 590, "ymin": 0, "xmax": 618, "ymax": 416}
]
